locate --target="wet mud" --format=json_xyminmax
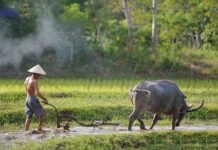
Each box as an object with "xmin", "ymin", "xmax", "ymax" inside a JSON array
[{"xmin": 1, "ymin": 125, "xmax": 218, "ymax": 150}]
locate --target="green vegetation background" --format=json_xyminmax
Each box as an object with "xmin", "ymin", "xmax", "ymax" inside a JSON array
[
  {"xmin": 1, "ymin": 1, "xmax": 218, "ymax": 149},
  {"xmin": 0, "ymin": 0, "xmax": 218, "ymax": 78}
]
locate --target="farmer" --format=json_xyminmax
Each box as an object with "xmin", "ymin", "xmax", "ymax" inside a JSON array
[{"xmin": 24, "ymin": 64, "xmax": 48, "ymax": 134}]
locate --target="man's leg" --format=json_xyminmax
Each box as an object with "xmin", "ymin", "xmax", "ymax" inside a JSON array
[
  {"xmin": 25, "ymin": 118, "xmax": 32, "ymax": 131},
  {"xmin": 38, "ymin": 115, "xmax": 45, "ymax": 131},
  {"xmin": 25, "ymin": 111, "xmax": 32, "ymax": 132},
  {"xmin": 33, "ymin": 101, "xmax": 46, "ymax": 131}
]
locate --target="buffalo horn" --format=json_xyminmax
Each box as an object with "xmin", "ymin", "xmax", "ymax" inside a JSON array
[{"xmin": 186, "ymin": 100, "xmax": 204, "ymax": 112}]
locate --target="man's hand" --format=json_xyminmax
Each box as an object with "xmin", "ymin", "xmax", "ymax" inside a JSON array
[{"xmin": 42, "ymin": 99, "xmax": 49, "ymax": 104}]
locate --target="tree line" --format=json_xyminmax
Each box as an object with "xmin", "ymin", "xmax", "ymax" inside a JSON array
[{"xmin": 0, "ymin": 0, "xmax": 217, "ymax": 76}]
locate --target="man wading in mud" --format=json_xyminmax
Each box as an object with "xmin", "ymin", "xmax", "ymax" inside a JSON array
[{"xmin": 24, "ymin": 64, "xmax": 48, "ymax": 134}]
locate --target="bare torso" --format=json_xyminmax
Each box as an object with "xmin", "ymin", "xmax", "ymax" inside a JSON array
[
  {"xmin": 25, "ymin": 76, "xmax": 37, "ymax": 96},
  {"xmin": 24, "ymin": 74, "xmax": 48, "ymax": 104}
]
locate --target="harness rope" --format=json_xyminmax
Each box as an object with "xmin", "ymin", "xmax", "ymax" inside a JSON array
[
  {"xmin": 46, "ymin": 102, "xmax": 119, "ymax": 128},
  {"xmin": 44, "ymin": 78, "xmax": 77, "ymax": 98},
  {"xmin": 43, "ymin": 77, "xmax": 129, "ymax": 127}
]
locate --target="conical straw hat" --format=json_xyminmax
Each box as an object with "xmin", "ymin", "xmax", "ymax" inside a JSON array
[{"xmin": 28, "ymin": 64, "xmax": 46, "ymax": 75}]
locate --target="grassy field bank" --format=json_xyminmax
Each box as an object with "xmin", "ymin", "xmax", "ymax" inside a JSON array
[{"xmin": 11, "ymin": 131, "xmax": 218, "ymax": 150}]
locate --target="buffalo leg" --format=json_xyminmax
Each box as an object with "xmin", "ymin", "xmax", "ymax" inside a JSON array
[
  {"xmin": 172, "ymin": 110, "xmax": 179, "ymax": 130},
  {"xmin": 149, "ymin": 113, "xmax": 160, "ymax": 129},
  {"xmin": 128, "ymin": 109, "xmax": 141, "ymax": 131},
  {"xmin": 137, "ymin": 115, "xmax": 146, "ymax": 130}
]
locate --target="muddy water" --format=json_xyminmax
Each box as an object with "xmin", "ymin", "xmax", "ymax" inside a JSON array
[{"xmin": 1, "ymin": 125, "xmax": 218, "ymax": 150}]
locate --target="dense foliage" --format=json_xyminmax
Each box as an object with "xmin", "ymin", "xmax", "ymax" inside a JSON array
[{"xmin": 0, "ymin": 0, "xmax": 218, "ymax": 77}]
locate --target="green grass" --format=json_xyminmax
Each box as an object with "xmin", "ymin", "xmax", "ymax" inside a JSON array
[
  {"xmin": 1, "ymin": 78, "xmax": 218, "ymax": 149},
  {"xmin": 154, "ymin": 49, "xmax": 218, "ymax": 78},
  {"xmin": 11, "ymin": 131, "xmax": 218, "ymax": 150},
  {"xmin": 0, "ymin": 78, "xmax": 218, "ymax": 130}
]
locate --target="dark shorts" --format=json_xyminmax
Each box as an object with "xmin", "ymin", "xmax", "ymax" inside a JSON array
[{"xmin": 25, "ymin": 96, "xmax": 45, "ymax": 119}]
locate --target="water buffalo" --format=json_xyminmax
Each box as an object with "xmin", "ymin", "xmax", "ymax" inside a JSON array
[{"xmin": 128, "ymin": 80, "xmax": 204, "ymax": 130}]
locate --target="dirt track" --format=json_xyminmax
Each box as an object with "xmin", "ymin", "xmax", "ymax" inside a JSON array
[{"xmin": 1, "ymin": 125, "xmax": 218, "ymax": 150}]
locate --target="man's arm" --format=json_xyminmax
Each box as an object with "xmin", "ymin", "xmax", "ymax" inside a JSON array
[
  {"xmin": 24, "ymin": 77, "xmax": 29, "ymax": 94},
  {"xmin": 34, "ymin": 81, "xmax": 48, "ymax": 104}
]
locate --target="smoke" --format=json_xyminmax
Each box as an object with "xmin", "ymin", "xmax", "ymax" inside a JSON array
[
  {"xmin": 0, "ymin": 7, "xmax": 65, "ymax": 67},
  {"xmin": 0, "ymin": 1, "xmax": 88, "ymax": 72}
]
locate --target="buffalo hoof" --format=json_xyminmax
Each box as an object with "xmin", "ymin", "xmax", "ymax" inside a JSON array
[
  {"xmin": 171, "ymin": 127, "xmax": 176, "ymax": 131},
  {"xmin": 140, "ymin": 126, "xmax": 147, "ymax": 130}
]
